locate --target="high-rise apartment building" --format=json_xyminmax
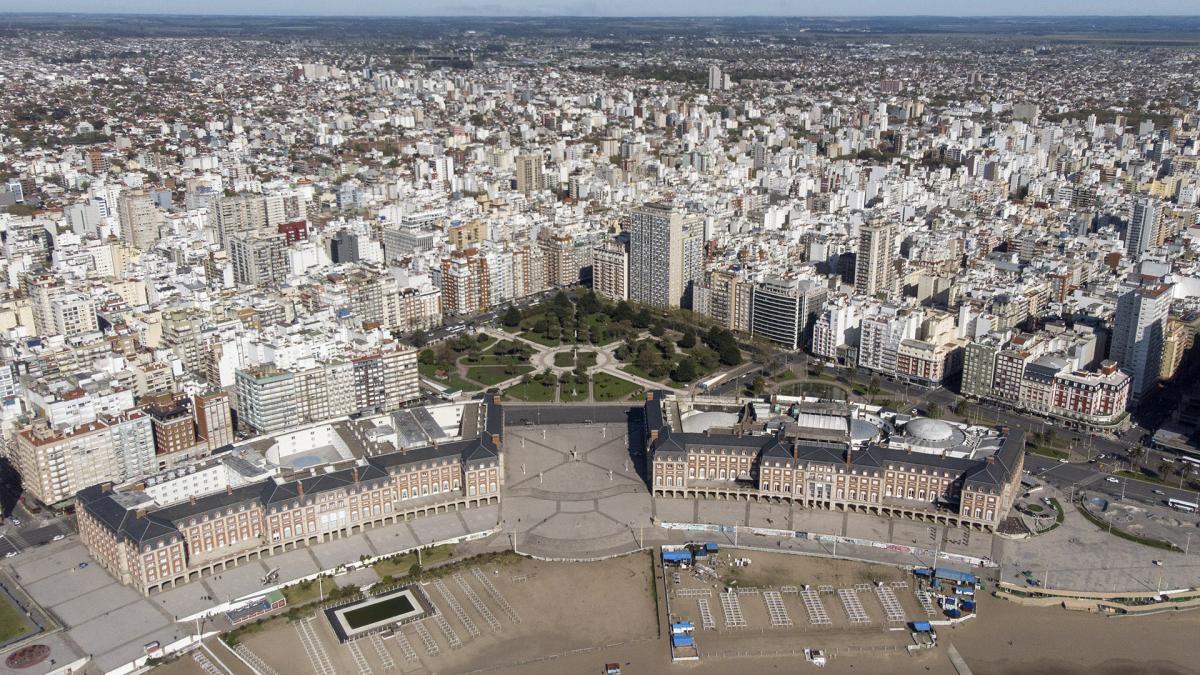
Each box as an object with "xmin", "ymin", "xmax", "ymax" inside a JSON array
[
  {"xmin": 1111, "ymin": 282, "xmax": 1173, "ymax": 402},
  {"xmin": 855, "ymin": 217, "xmax": 896, "ymax": 298},
  {"xmin": 441, "ymin": 248, "xmax": 491, "ymax": 315},
  {"xmin": 516, "ymin": 152, "xmax": 545, "ymax": 195},
  {"xmin": 628, "ymin": 203, "xmax": 703, "ymax": 309},
  {"xmin": 749, "ymin": 276, "xmax": 827, "ymax": 350},
  {"xmin": 1126, "ymin": 197, "xmax": 1161, "ymax": 262},
  {"xmin": 194, "ymin": 390, "xmax": 234, "ymax": 451},
  {"xmin": 116, "ymin": 189, "xmax": 162, "ymax": 250},
  {"xmin": 229, "ymin": 232, "xmax": 289, "ymax": 287},
  {"xmin": 707, "ymin": 65, "xmax": 723, "ymax": 92},
  {"xmin": 235, "ymin": 366, "xmax": 298, "ymax": 434},
  {"xmin": 592, "ymin": 237, "xmax": 629, "ymax": 302},
  {"xmin": 210, "ymin": 193, "xmax": 299, "ymax": 250}
]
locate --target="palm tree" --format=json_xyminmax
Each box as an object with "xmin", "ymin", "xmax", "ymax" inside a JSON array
[{"xmin": 1128, "ymin": 445, "xmax": 1146, "ymax": 471}]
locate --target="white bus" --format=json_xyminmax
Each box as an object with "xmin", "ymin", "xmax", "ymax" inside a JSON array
[{"xmin": 1167, "ymin": 498, "xmax": 1198, "ymax": 513}]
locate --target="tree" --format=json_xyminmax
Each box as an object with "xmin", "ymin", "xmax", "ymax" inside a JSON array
[
  {"xmin": 476, "ymin": 332, "xmax": 491, "ymax": 345},
  {"xmin": 502, "ymin": 306, "xmax": 522, "ymax": 328},
  {"xmin": 649, "ymin": 322, "xmax": 665, "ymax": 337},
  {"xmin": 1129, "ymin": 445, "xmax": 1146, "ymax": 469},
  {"xmin": 613, "ymin": 301, "xmax": 634, "ymax": 322},
  {"xmin": 952, "ymin": 399, "xmax": 967, "ymax": 417},
  {"xmin": 632, "ymin": 308, "xmax": 652, "ymax": 329},
  {"xmin": 410, "ymin": 330, "xmax": 428, "ymax": 348},
  {"xmin": 750, "ymin": 376, "xmax": 766, "ymax": 396},
  {"xmin": 578, "ymin": 290, "xmax": 601, "ymax": 315},
  {"xmin": 671, "ymin": 357, "xmax": 697, "ymax": 383},
  {"xmin": 810, "ymin": 360, "xmax": 824, "ymax": 378},
  {"xmin": 718, "ymin": 342, "xmax": 742, "ymax": 367},
  {"xmin": 1157, "ymin": 461, "xmax": 1172, "ymax": 480},
  {"xmin": 867, "ymin": 376, "xmax": 881, "ymax": 403},
  {"xmin": 636, "ymin": 346, "xmax": 663, "ymax": 373},
  {"xmin": 658, "ymin": 338, "xmax": 676, "ymax": 358},
  {"xmin": 553, "ymin": 290, "xmax": 572, "ymax": 308},
  {"xmin": 679, "ymin": 331, "xmax": 697, "ymax": 349},
  {"xmin": 418, "ymin": 349, "xmax": 437, "ymax": 365},
  {"xmin": 926, "ymin": 402, "xmax": 941, "ymax": 419}
]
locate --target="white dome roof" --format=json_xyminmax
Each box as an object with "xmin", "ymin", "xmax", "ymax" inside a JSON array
[{"xmin": 905, "ymin": 418, "xmax": 955, "ymax": 442}]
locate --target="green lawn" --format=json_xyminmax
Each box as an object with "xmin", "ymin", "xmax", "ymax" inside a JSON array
[
  {"xmin": 466, "ymin": 365, "xmax": 533, "ymax": 386},
  {"xmin": 520, "ymin": 332, "xmax": 561, "ymax": 348},
  {"xmin": 560, "ymin": 377, "xmax": 590, "ymax": 402},
  {"xmin": 553, "ymin": 352, "xmax": 575, "ymax": 368},
  {"xmin": 418, "ymin": 362, "xmax": 479, "ymax": 392},
  {"xmin": 504, "ymin": 381, "xmax": 556, "ymax": 402},
  {"xmin": 1114, "ymin": 470, "xmax": 1176, "ymax": 487},
  {"xmin": 777, "ymin": 381, "xmax": 849, "ymax": 401},
  {"xmin": 0, "ymin": 595, "xmax": 31, "ymax": 644},
  {"xmin": 621, "ymin": 364, "xmax": 664, "ymax": 383},
  {"xmin": 463, "ymin": 354, "xmax": 528, "ymax": 366},
  {"xmin": 577, "ymin": 351, "xmax": 598, "ymax": 368},
  {"xmin": 594, "ymin": 372, "xmax": 643, "ymax": 401},
  {"xmin": 373, "ymin": 544, "xmax": 456, "ymax": 579},
  {"xmin": 283, "ymin": 578, "xmax": 337, "ymax": 606}
]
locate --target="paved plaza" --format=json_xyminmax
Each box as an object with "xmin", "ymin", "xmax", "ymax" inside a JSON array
[
  {"xmin": 501, "ymin": 423, "xmax": 655, "ymax": 558},
  {"xmin": 0, "ymin": 504, "xmax": 499, "ymax": 675}
]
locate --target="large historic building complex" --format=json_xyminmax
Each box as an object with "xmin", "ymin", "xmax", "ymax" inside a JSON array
[
  {"xmin": 76, "ymin": 397, "xmax": 503, "ymax": 595},
  {"xmin": 646, "ymin": 392, "xmax": 1024, "ymax": 532}
]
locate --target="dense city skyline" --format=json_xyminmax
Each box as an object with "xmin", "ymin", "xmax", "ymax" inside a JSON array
[
  {"xmin": 4, "ymin": 1, "xmax": 1200, "ymax": 16},
  {"xmin": 0, "ymin": 12, "xmax": 1198, "ymax": 675}
]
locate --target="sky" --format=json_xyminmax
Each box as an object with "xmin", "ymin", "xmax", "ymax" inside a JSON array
[{"xmin": 2, "ymin": 0, "xmax": 1198, "ymax": 16}]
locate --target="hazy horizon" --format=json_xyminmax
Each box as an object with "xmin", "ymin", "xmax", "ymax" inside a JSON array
[{"xmin": 2, "ymin": 1, "xmax": 1199, "ymax": 18}]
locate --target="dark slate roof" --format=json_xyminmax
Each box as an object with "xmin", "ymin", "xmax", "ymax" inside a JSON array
[
  {"xmin": 77, "ymin": 484, "xmax": 178, "ymax": 548},
  {"xmin": 963, "ymin": 430, "xmax": 1024, "ymax": 490},
  {"xmin": 645, "ymin": 393, "xmax": 1023, "ymax": 493},
  {"xmin": 645, "ymin": 391, "xmax": 665, "ymax": 432},
  {"xmin": 76, "ymin": 397, "xmax": 507, "ymax": 545},
  {"xmin": 483, "ymin": 394, "xmax": 503, "ymax": 439}
]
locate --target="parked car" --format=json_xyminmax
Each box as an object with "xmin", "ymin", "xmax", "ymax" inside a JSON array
[
  {"xmin": 4, "ymin": 551, "xmax": 17, "ymax": 558},
  {"xmin": 51, "ymin": 534, "xmax": 65, "ymax": 541},
  {"xmin": 1106, "ymin": 477, "xmax": 1120, "ymax": 484},
  {"xmin": 1057, "ymin": 458, "xmax": 1069, "ymax": 464},
  {"xmin": 1153, "ymin": 489, "xmax": 1165, "ymax": 496}
]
